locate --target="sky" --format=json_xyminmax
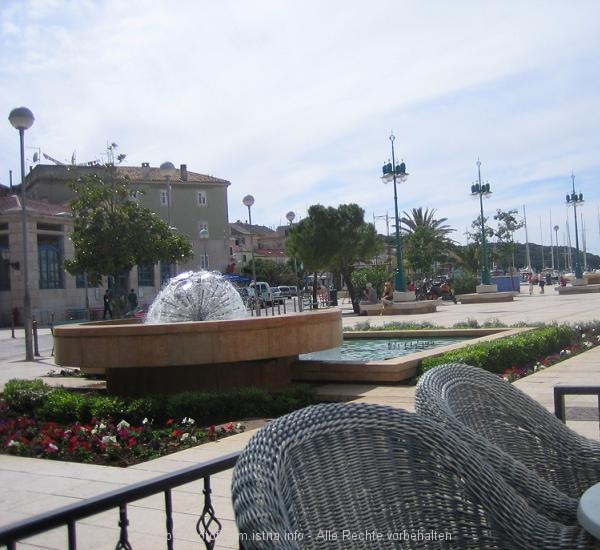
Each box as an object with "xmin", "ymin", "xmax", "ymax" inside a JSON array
[{"xmin": 2, "ymin": 0, "xmax": 600, "ymax": 262}]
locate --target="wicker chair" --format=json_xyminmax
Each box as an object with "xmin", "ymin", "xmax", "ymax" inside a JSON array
[
  {"xmin": 232, "ymin": 402, "xmax": 598, "ymax": 549},
  {"xmin": 416, "ymin": 362, "xmax": 600, "ymax": 500}
]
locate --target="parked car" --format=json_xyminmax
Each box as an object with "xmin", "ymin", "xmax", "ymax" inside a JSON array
[
  {"xmin": 249, "ymin": 281, "xmax": 274, "ymax": 306},
  {"xmin": 277, "ymin": 285, "xmax": 292, "ymax": 298},
  {"xmin": 288, "ymin": 285, "xmax": 299, "ymax": 297},
  {"xmin": 270, "ymin": 286, "xmax": 285, "ymax": 304}
]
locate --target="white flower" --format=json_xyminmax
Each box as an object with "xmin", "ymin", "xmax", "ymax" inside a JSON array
[
  {"xmin": 182, "ymin": 417, "xmax": 195, "ymax": 425},
  {"xmin": 47, "ymin": 443, "xmax": 59, "ymax": 452},
  {"xmin": 180, "ymin": 432, "xmax": 190, "ymax": 441},
  {"xmin": 101, "ymin": 435, "xmax": 117, "ymax": 445},
  {"xmin": 7, "ymin": 440, "xmax": 19, "ymax": 447},
  {"xmin": 116, "ymin": 420, "xmax": 130, "ymax": 431},
  {"xmin": 142, "ymin": 417, "xmax": 149, "ymax": 425}
]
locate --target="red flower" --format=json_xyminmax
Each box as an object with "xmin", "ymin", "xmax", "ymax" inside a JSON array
[
  {"xmin": 166, "ymin": 418, "xmax": 174, "ymax": 426},
  {"xmin": 208, "ymin": 425, "xmax": 216, "ymax": 441}
]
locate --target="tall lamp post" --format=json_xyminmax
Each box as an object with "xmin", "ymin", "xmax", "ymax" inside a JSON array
[
  {"xmin": 285, "ymin": 211, "xmax": 300, "ymax": 299},
  {"xmin": 553, "ymin": 225, "xmax": 560, "ymax": 273},
  {"xmin": 470, "ymin": 159, "xmax": 492, "ymax": 286},
  {"xmin": 199, "ymin": 228, "xmax": 209, "ymax": 269},
  {"xmin": 242, "ymin": 195, "xmax": 260, "ymax": 316},
  {"xmin": 159, "ymin": 161, "xmax": 176, "ymax": 227},
  {"xmin": 160, "ymin": 161, "xmax": 176, "ymax": 278},
  {"xmin": 381, "ymin": 132, "xmax": 408, "ymax": 292},
  {"xmin": 566, "ymin": 173, "xmax": 584, "ymax": 280},
  {"xmin": 9, "ymin": 107, "xmax": 35, "ymax": 361}
]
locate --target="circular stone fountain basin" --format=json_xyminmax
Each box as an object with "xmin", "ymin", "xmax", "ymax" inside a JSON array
[{"xmin": 53, "ymin": 309, "xmax": 342, "ymax": 396}]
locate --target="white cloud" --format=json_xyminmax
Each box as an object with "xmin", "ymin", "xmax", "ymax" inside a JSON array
[{"xmin": 2, "ymin": 0, "xmax": 600, "ymax": 259}]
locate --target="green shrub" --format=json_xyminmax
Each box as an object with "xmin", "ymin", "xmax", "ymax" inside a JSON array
[
  {"xmin": 2, "ymin": 379, "xmax": 52, "ymax": 412},
  {"xmin": 419, "ymin": 325, "xmax": 576, "ymax": 375},
  {"xmin": 37, "ymin": 389, "xmax": 91, "ymax": 423},
  {"xmin": 452, "ymin": 274, "xmax": 478, "ymax": 295}
]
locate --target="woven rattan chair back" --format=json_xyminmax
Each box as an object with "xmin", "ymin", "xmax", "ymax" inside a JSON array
[
  {"xmin": 416, "ymin": 362, "xmax": 600, "ymax": 499},
  {"xmin": 232, "ymin": 402, "xmax": 597, "ymax": 549}
]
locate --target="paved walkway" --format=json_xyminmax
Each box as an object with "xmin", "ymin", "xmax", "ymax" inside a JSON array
[{"xmin": 1, "ymin": 287, "xmax": 600, "ymax": 548}]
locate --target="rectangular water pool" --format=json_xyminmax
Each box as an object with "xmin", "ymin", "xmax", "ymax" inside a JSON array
[{"xmin": 300, "ymin": 337, "xmax": 469, "ymax": 362}]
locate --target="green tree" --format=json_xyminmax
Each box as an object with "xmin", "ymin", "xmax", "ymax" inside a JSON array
[
  {"xmin": 64, "ymin": 166, "xmax": 193, "ymax": 317},
  {"xmin": 493, "ymin": 208, "xmax": 524, "ymax": 288},
  {"xmin": 287, "ymin": 204, "xmax": 383, "ymax": 312},
  {"xmin": 401, "ymin": 207, "xmax": 456, "ymax": 279}
]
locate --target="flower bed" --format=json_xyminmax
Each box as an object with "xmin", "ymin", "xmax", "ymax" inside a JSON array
[{"xmin": 0, "ymin": 409, "xmax": 245, "ymax": 467}]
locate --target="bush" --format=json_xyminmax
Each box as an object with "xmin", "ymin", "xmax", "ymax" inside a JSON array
[
  {"xmin": 2, "ymin": 379, "xmax": 52, "ymax": 412},
  {"xmin": 1, "ymin": 382, "xmax": 317, "ymax": 426},
  {"xmin": 419, "ymin": 325, "xmax": 576, "ymax": 375},
  {"xmin": 452, "ymin": 274, "xmax": 478, "ymax": 295}
]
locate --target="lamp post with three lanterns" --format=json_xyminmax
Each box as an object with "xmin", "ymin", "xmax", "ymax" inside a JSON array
[
  {"xmin": 566, "ymin": 173, "xmax": 584, "ymax": 281},
  {"xmin": 381, "ymin": 132, "xmax": 409, "ymax": 292}
]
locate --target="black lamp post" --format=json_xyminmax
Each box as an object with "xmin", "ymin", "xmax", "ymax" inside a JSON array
[
  {"xmin": 553, "ymin": 225, "xmax": 560, "ymax": 272},
  {"xmin": 381, "ymin": 132, "xmax": 408, "ymax": 292},
  {"xmin": 285, "ymin": 211, "xmax": 300, "ymax": 298},
  {"xmin": 470, "ymin": 159, "xmax": 492, "ymax": 285},
  {"xmin": 242, "ymin": 195, "xmax": 260, "ymax": 316},
  {"xmin": 8, "ymin": 107, "xmax": 35, "ymax": 361},
  {"xmin": 199, "ymin": 228, "xmax": 209, "ymax": 269},
  {"xmin": 565, "ymin": 173, "xmax": 584, "ymax": 280}
]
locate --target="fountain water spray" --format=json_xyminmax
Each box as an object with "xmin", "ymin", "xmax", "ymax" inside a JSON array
[{"xmin": 145, "ymin": 271, "xmax": 247, "ymax": 324}]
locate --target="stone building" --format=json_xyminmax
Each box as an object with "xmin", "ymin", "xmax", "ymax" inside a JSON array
[{"xmin": 0, "ymin": 162, "xmax": 231, "ymax": 325}]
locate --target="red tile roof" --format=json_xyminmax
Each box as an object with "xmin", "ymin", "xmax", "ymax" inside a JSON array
[{"xmin": 0, "ymin": 195, "xmax": 71, "ymax": 216}]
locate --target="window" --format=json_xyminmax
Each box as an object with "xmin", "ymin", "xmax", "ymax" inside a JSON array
[
  {"xmin": 197, "ymin": 191, "xmax": 207, "ymax": 206},
  {"xmin": 160, "ymin": 262, "xmax": 173, "ymax": 285},
  {"xmin": 38, "ymin": 235, "xmax": 63, "ymax": 289},
  {"xmin": 199, "ymin": 254, "xmax": 209, "ymax": 270},
  {"xmin": 138, "ymin": 264, "xmax": 155, "ymax": 287},
  {"xmin": 75, "ymin": 273, "xmax": 99, "ymax": 288},
  {"xmin": 160, "ymin": 190, "xmax": 168, "ymax": 206},
  {"xmin": 197, "ymin": 221, "xmax": 209, "ymax": 235},
  {"xmin": 0, "ymin": 235, "xmax": 9, "ymax": 291}
]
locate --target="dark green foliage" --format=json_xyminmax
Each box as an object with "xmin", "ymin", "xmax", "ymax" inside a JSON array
[
  {"xmin": 419, "ymin": 325, "xmax": 576, "ymax": 375},
  {"xmin": 2, "ymin": 379, "xmax": 52, "ymax": 412},
  {"xmin": 452, "ymin": 273, "xmax": 478, "ymax": 295},
  {"xmin": 1, "ymin": 382, "xmax": 317, "ymax": 425}
]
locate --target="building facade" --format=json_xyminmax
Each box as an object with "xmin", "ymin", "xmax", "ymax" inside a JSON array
[{"xmin": 0, "ymin": 162, "xmax": 231, "ymax": 325}]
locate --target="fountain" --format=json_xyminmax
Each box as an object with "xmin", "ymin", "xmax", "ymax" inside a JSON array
[
  {"xmin": 53, "ymin": 271, "xmax": 342, "ymax": 396},
  {"xmin": 145, "ymin": 271, "xmax": 248, "ymax": 323}
]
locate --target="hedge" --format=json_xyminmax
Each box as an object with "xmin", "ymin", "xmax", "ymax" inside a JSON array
[{"xmin": 419, "ymin": 324, "xmax": 576, "ymax": 375}]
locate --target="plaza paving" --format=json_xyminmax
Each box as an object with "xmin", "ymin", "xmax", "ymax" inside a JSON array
[{"xmin": 1, "ymin": 286, "xmax": 600, "ymax": 548}]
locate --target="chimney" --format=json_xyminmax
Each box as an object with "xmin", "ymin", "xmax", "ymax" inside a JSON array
[
  {"xmin": 180, "ymin": 164, "xmax": 188, "ymax": 182},
  {"xmin": 141, "ymin": 162, "xmax": 150, "ymax": 178}
]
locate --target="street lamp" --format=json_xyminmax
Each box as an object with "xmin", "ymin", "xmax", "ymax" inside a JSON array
[
  {"xmin": 9, "ymin": 107, "xmax": 35, "ymax": 361},
  {"xmin": 159, "ymin": 161, "xmax": 176, "ymax": 227},
  {"xmin": 199, "ymin": 228, "xmax": 209, "ymax": 269},
  {"xmin": 565, "ymin": 173, "xmax": 584, "ymax": 280},
  {"xmin": 242, "ymin": 195, "xmax": 260, "ymax": 316},
  {"xmin": 381, "ymin": 132, "xmax": 408, "ymax": 292},
  {"xmin": 553, "ymin": 225, "xmax": 560, "ymax": 273},
  {"xmin": 470, "ymin": 159, "xmax": 492, "ymax": 286},
  {"xmin": 285, "ymin": 211, "xmax": 300, "ymax": 302},
  {"xmin": 160, "ymin": 161, "xmax": 176, "ymax": 278}
]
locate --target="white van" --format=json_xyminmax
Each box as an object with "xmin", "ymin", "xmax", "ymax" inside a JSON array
[{"xmin": 249, "ymin": 282, "xmax": 273, "ymax": 306}]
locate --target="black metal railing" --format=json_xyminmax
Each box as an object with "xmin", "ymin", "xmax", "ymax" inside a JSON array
[
  {"xmin": 554, "ymin": 385, "xmax": 600, "ymax": 433},
  {"xmin": 0, "ymin": 451, "xmax": 240, "ymax": 550}
]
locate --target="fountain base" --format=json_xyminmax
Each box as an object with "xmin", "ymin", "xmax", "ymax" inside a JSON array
[{"xmin": 53, "ymin": 310, "xmax": 342, "ymax": 396}]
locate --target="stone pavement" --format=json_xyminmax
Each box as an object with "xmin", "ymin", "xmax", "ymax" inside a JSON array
[{"xmin": 1, "ymin": 286, "xmax": 600, "ymax": 548}]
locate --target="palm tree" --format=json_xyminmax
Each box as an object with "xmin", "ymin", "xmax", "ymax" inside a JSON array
[
  {"xmin": 400, "ymin": 207, "xmax": 456, "ymax": 280},
  {"xmin": 401, "ymin": 207, "xmax": 454, "ymax": 237}
]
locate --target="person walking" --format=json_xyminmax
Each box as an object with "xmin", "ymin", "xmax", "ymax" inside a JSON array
[
  {"xmin": 103, "ymin": 289, "xmax": 113, "ymax": 320},
  {"xmin": 528, "ymin": 273, "xmax": 534, "ymax": 295},
  {"xmin": 127, "ymin": 288, "xmax": 138, "ymax": 313},
  {"xmin": 539, "ymin": 276, "xmax": 546, "ymax": 294},
  {"xmin": 380, "ymin": 281, "xmax": 394, "ymax": 314}
]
